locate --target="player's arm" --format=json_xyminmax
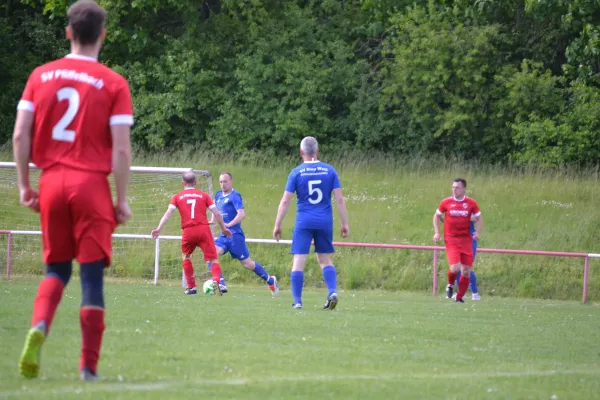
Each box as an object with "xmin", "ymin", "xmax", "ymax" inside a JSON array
[
  {"xmin": 433, "ymin": 210, "xmax": 443, "ymax": 243},
  {"xmin": 332, "ymin": 188, "xmax": 349, "ymax": 238},
  {"xmin": 12, "ymin": 109, "xmax": 38, "ymax": 211},
  {"xmin": 273, "ymin": 191, "xmax": 294, "ymax": 241},
  {"xmin": 225, "ymin": 209, "xmax": 246, "ymax": 228},
  {"xmin": 151, "ymin": 205, "xmax": 176, "ymax": 238},
  {"xmin": 226, "ymin": 195, "xmax": 247, "ymax": 227},
  {"xmin": 472, "ymin": 213, "xmax": 483, "ymax": 240},
  {"xmin": 111, "ymin": 124, "xmax": 132, "ymax": 224},
  {"xmin": 209, "ymin": 205, "xmax": 232, "ymax": 237}
]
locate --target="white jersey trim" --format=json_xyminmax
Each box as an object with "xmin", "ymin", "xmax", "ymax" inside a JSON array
[
  {"xmin": 17, "ymin": 100, "xmax": 34, "ymax": 112},
  {"xmin": 208, "ymin": 204, "xmax": 217, "ymax": 210},
  {"xmin": 168, "ymin": 204, "xmax": 177, "ymax": 211},
  {"xmin": 472, "ymin": 211, "xmax": 481, "ymax": 217},
  {"xmin": 65, "ymin": 54, "xmax": 98, "ymax": 62},
  {"xmin": 436, "ymin": 210, "xmax": 443, "ymax": 216},
  {"xmin": 110, "ymin": 114, "xmax": 134, "ymax": 126}
]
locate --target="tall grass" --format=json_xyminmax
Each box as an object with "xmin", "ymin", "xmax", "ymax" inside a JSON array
[{"xmin": 1, "ymin": 149, "xmax": 599, "ymax": 300}]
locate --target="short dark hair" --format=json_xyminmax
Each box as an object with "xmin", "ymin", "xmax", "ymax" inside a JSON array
[
  {"xmin": 220, "ymin": 172, "xmax": 233, "ymax": 180},
  {"xmin": 453, "ymin": 178, "xmax": 467, "ymax": 188},
  {"xmin": 67, "ymin": 0, "xmax": 107, "ymax": 46},
  {"xmin": 182, "ymin": 172, "xmax": 197, "ymax": 186}
]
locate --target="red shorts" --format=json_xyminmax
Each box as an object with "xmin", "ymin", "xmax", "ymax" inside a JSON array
[
  {"xmin": 181, "ymin": 224, "xmax": 217, "ymax": 261},
  {"xmin": 445, "ymin": 239, "xmax": 473, "ymax": 267},
  {"xmin": 39, "ymin": 167, "xmax": 116, "ymax": 266}
]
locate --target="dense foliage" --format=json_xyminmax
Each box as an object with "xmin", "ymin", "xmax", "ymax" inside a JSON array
[{"xmin": 2, "ymin": 0, "xmax": 600, "ymax": 166}]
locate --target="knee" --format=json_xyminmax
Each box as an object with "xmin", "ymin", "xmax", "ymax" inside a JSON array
[
  {"xmin": 316, "ymin": 254, "xmax": 332, "ymax": 266},
  {"xmin": 46, "ymin": 261, "xmax": 73, "ymax": 286},
  {"xmin": 80, "ymin": 260, "xmax": 105, "ymax": 308},
  {"xmin": 182, "ymin": 254, "xmax": 191, "ymax": 261}
]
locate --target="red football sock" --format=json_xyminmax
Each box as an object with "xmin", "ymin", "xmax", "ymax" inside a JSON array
[
  {"xmin": 182, "ymin": 259, "xmax": 196, "ymax": 289},
  {"xmin": 31, "ymin": 276, "xmax": 65, "ymax": 334},
  {"xmin": 80, "ymin": 307, "xmax": 105, "ymax": 374},
  {"xmin": 457, "ymin": 275, "xmax": 470, "ymax": 300},
  {"xmin": 211, "ymin": 262, "xmax": 222, "ymax": 283},
  {"xmin": 447, "ymin": 269, "xmax": 458, "ymax": 286}
]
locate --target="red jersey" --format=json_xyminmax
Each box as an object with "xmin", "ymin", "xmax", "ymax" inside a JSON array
[
  {"xmin": 169, "ymin": 188, "xmax": 215, "ymax": 229},
  {"xmin": 17, "ymin": 54, "xmax": 134, "ymax": 174},
  {"xmin": 436, "ymin": 196, "xmax": 481, "ymax": 241}
]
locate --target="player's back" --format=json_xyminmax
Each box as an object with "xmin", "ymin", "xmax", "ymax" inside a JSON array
[
  {"xmin": 286, "ymin": 161, "xmax": 341, "ymax": 230},
  {"xmin": 171, "ymin": 188, "xmax": 212, "ymax": 229},
  {"xmin": 20, "ymin": 55, "xmax": 133, "ymax": 174}
]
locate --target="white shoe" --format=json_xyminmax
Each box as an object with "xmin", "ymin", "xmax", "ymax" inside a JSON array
[
  {"xmin": 471, "ymin": 293, "xmax": 481, "ymax": 301},
  {"xmin": 451, "ymin": 293, "xmax": 457, "ymax": 300},
  {"xmin": 268, "ymin": 276, "xmax": 279, "ymax": 297}
]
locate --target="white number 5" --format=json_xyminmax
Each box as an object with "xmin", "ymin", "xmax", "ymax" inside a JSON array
[
  {"xmin": 187, "ymin": 199, "xmax": 196, "ymax": 219},
  {"xmin": 52, "ymin": 87, "xmax": 80, "ymax": 142},
  {"xmin": 308, "ymin": 180, "xmax": 323, "ymax": 204}
]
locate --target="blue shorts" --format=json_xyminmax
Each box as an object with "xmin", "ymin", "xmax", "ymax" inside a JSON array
[
  {"xmin": 214, "ymin": 233, "xmax": 250, "ymax": 260},
  {"xmin": 291, "ymin": 228, "xmax": 334, "ymax": 254},
  {"xmin": 473, "ymin": 239, "xmax": 478, "ymax": 261}
]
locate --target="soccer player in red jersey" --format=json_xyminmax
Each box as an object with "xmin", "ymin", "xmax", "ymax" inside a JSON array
[
  {"xmin": 433, "ymin": 178, "xmax": 483, "ymax": 303},
  {"xmin": 13, "ymin": 1, "xmax": 133, "ymax": 380},
  {"xmin": 151, "ymin": 172, "xmax": 232, "ymax": 295}
]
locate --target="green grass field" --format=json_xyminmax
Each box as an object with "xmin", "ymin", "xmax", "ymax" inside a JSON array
[
  {"xmin": 1, "ymin": 279, "xmax": 600, "ymax": 399},
  {"xmin": 1, "ymin": 150, "xmax": 599, "ymax": 300}
]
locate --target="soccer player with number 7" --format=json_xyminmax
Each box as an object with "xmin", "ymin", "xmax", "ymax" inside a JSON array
[
  {"xmin": 14, "ymin": 0, "xmax": 133, "ymax": 381},
  {"xmin": 151, "ymin": 172, "xmax": 232, "ymax": 295}
]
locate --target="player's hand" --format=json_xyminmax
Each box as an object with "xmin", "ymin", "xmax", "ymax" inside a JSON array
[
  {"xmin": 433, "ymin": 233, "xmax": 441, "ymax": 243},
  {"xmin": 340, "ymin": 223, "xmax": 349, "ymax": 238},
  {"xmin": 151, "ymin": 228, "xmax": 161, "ymax": 239},
  {"xmin": 115, "ymin": 201, "xmax": 132, "ymax": 225},
  {"xmin": 273, "ymin": 226, "xmax": 282, "ymax": 241},
  {"xmin": 472, "ymin": 232, "xmax": 480, "ymax": 241},
  {"xmin": 222, "ymin": 226, "xmax": 232, "ymax": 238},
  {"xmin": 19, "ymin": 186, "xmax": 39, "ymax": 212}
]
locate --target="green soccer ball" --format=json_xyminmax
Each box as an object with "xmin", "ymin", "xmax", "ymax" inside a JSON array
[{"xmin": 203, "ymin": 279, "xmax": 215, "ymax": 295}]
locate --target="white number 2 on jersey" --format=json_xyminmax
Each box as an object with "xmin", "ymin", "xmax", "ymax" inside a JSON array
[
  {"xmin": 52, "ymin": 87, "xmax": 80, "ymax": 143},
  {"xmin": 308, "ymin": 180, "xmax": 323, "ymax": 204},
  {"xmin": 187, "ymin": 199, "xmax": 196, "ymax": 219}
]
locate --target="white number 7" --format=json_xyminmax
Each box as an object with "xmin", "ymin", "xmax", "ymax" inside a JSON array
[{"xmin": 187, "ymin": 199, "xmax": 196, "ymax": 219}]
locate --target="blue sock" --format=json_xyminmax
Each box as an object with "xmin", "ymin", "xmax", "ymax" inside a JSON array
[
  {"xmin": 322, "ymin": 265, "xmax": 337, "ymax": 296},
  {"xmin": 470, "ymin": 270, "xmax": 478, "ymax": 293},
  {"xmin": 208, "ymin": 262, "xmax": 226, "ymax": 286},
  {"xmin": 290, "ymin": 271, "xmax": 304, "ymax": 305},
  {"xmin": 455, "ymin": 271, "xmax": 461, "ymax": 287},
  {"xmin": 252, "ymin": 261, "xmax": 271, "ymax": 283}
]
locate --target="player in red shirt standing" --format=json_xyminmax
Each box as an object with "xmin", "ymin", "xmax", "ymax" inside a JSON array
[
  {"xmin": 151, "ymin": 172, "xmax": 232, "ymax": 295},
  {"xmin": 433, "ymin": 178, "xmax": 483, "ymax": 303},
  {"xmin": 13, "ymin": 1, "xmax": 133, "ymax": 380}
]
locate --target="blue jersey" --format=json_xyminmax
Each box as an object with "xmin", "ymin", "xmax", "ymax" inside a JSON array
[
  {"xmin": 285, "ymin": 161, "xmax": 341, "ymax": 230},
  {"xmin": 214, "ymin": 189, "xmax": 244, "ymax": 235},
  {"xmin": 470, "ymin": 221, "xmax": 475, "ymax": 235}
]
